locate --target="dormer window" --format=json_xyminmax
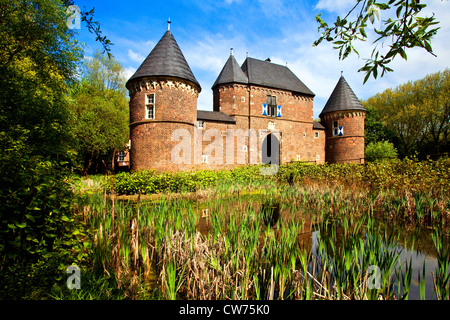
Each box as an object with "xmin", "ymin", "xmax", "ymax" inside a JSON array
[{"xmin": 146, "ymin": 93, "xmax": 155, "ymax": 119}]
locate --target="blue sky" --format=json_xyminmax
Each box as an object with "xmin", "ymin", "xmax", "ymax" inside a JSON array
[{"xmin": 74, "ymin": 0, "xmax": 449, "ymax": 119}]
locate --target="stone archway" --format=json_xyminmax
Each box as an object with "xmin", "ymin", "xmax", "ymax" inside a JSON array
[{"xmin": 261, "ymin": 133, "xmax": 280, "ymax": 165}]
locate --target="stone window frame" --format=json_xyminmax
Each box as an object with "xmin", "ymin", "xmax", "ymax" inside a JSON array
[
  {"xmin": 202, "ymin": 154, "xmax": 208, "ymax": 164},
  {"xmin": 118, "ymin": 151, "xmax": 126, "ymax": 162},
  {"xmin": 314, "ymin": 131, "xmax": 319, "ymax": 138},
  {"xmin": 197, "ymin": 120, "xmax": 204, "ymax": 130},
  {"xmin": 145, "ymin": 93, "xmax": 155, "ymax": 119}
]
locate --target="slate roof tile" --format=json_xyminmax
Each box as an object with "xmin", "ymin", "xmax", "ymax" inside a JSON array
[
  {"xmin": 241, "ymin": 57, "xmax": 315, "ymax": 96},
  {"xmin": 319, "ymin": 76, "xmax": 366, "ymax": 117},
  {"xmin": 127, "ymin": 30, "xmax": 201, "ymax": 90},
  {"xmin": 197, "ymin": 110, "xmax": 236, "ymax": 123}
]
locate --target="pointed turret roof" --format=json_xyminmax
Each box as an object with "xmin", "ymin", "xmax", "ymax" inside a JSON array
[
  {"xmin": 319, "ymin": 76, "xmax": 366, "ymax": 118},
  {"xmin": 127, "ymin": 30, "xmax": 201, "ymax": 90},
  {"xmin": 212, "ymin": 50, "xmax": 248, "ymax": 89}
]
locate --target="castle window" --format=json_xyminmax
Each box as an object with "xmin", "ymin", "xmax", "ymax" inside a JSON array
[
  {"xmin": 333, "ymin": 121, "xmax": 339, "ymax": 136},
  {"xmin": 315, "ymin": 132, "xmax": 319, "ymax": 138},
  {"xmin": 118, "ymin": 151, "xmax": 125, "ymax": 162},
  {"xmin": 296, "ymin": 155, "xmax": 301, "ymax": 161},
  {"xmin": 267, "ymin": 95, "xmax": 277, "ymax": 117},
  {"xmin": 241, "ymin": 96, "xmax": 245, "ymax": 102},
  {"xmin": 202, "ymin": 155, "xmax": 208, "ymax": 164},
  {"xmin": 316, "ymin": 155, "xmax": 320, "ymax": 161},
  {"xmin": 333, "ymin": 121, "xmax": 343, "ymax": 136},
  {"xmin": 197, "ymin": 121, "xmax": 204, "ymax": 129},
  {"xmin": 146, "ymin": 93, "xmax": 155, "ymax": 119}
]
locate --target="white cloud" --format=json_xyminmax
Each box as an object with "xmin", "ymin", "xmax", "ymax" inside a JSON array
[
  {"xmin": 315, "ymin": 0, "xmax": 356, "ymax": 13},
  {"xmin": 128, "ymin": 49, "xmax": 145, "ymax": 64},
  {"xmin": 123, "ymin": 66, "xmax": 136, "ymax": 81}
]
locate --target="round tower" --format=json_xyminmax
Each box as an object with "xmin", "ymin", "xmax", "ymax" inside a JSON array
[
  {"xmin": 126, "ymin": 24, "xmax": 201, "ymax": 171},
  {"xmin": 319, "ymin": 75, "xmax": 366, "ymax": 164}
]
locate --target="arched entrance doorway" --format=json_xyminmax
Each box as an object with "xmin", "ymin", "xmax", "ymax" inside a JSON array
[{"xmin": 261, "ymin": 133, "xmax": 280, "ymax": 165}]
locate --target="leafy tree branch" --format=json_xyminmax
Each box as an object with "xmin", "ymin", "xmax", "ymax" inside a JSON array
[{"xmin": 314, "ymin": 0, "xmax": 442, "ymax": 83}]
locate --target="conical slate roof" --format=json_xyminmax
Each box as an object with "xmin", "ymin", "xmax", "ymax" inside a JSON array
[
  {"xmin": 319, "ymin": 76, "xmax": 366, "ymax": 118},
  {"xmin": 127, "ymin": 30, "xmax": 201, "ymax": 90},
  {"xmin": 212, "ymin": 52, "xmax": 248, "ymax": 89}
]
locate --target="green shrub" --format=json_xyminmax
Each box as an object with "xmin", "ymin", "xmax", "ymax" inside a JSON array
[
  {"xmin": 105, "ymin": 165, "xmax": 269, "ymax": 195},
  {"xmin": 365, "ymin": 141, "xmax": 398, "ymax": 162}
]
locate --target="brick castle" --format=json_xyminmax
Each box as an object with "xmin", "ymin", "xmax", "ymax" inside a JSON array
[{"xmin": 125, "ymin": 24, "xmax": 366, "ymax": 172}]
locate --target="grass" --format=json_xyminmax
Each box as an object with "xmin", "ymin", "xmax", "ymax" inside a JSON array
[{"xmin": 53, "ymin": 158, "xmax": 449, "ymax": 300}]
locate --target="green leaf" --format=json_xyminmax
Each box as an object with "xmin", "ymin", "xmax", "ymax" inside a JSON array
[
  {"xmin": 25, "ymin": 214, "xmax": 35, "ymax": 222},
  {"xmin": 398, "ymin": 48, "xmax": 407, "ymax": 60},
  {"xmin": 363, "ymin": 70, "xmax": 372, "ymax": 84},
  {"xmin": 360, "ymin": 27, "xmax": 367, "ymax": 38},
  {"xmin": 16, "ymin": 222, "xmax": 27, "ymax": 228}
]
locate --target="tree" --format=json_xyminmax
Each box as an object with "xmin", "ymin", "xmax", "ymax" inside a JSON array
[
  {"xmin": 418, "ymin": 70, "xmax": 450, "ymax": 156},
  {"xmin": 314, "ymin": 0, "xmax": 441, "ymax": 83},
  {"xmin": 363, "ymin": 104, "xmax": 402, "ymax": 155},
  {"xmin": 69, "ymin": 51, "xmax": 129, "ymax": 174},
  {"xmin": 0, "ymin": 0, "xmax": 86, "ymax": 298},
  {"xmin": 0, "ymin": 0, "xmax": 115, "ymax": 298},
  {"xmin": 363, "ymin": 69, "xmax": 449, "ymax": 158},
  {"xmin": 365, "ymin": 140, "xmax": 398, "ymax": 161}
]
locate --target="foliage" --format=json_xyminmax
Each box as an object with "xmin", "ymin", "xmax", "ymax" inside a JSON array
[
  {"xmin": 107, "ymin": 158, "xmax": 450, "ymax": 202},
  {"xmin": 0, "ymin": 160, "xmax": 92, "ymax": 299},
  {"xmin": 314, "ymin": 0, "xmax": 441, "ymax": 83},
  {"xmin": 277, "ymin": 157, "xmax": 450, "ymax": 195},
  {"xmin": 365, "ymin": 140, "xmax": 398, "ymax": 161},
  {"xmin": 364, "ymin": 105, "xmax": 400, "ymax": 148},
  {"xmin": 0, "ymin": 0, "xmax": 82, "ymax": 158},
  {"xmin": 0, "ymin": 0, "xmax": 93, "ymax": 299},
  {"xmin": 107, "ymin": 165, "xmax": 267, "ymax": 195},
  {"xmin": 363, "ymin": 69, "xmax": 450, "ymax": 158},
  {"xmin": 68, "ymin": 51, "xmax": 129, "ymax": 174}
]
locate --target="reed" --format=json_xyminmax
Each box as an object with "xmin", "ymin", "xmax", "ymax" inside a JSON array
[
  {"xmin": 431, "ymin": 230, "xmax": 450, "ymax": 300},
  {"xmin": 69, "ymin": 162, "xmax": 449, "ymax": 300}
]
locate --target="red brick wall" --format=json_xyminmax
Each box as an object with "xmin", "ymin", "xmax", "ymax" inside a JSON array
[
  {"xmin": 128, "ymin": 76, "xmax": 365, "ymax": 172},
  {"xmin": 129, "ymin": 76, "xmax": 199, "ymax": 124},
  {"xmin": 321, "ymin": 111, "xmax": 366, "ymax": 164},
  {"xmin": 209, "ymin": 84, "xmax": 324, "ymax": 165},
  {"xmin": 128, "ymin": 76, "xmax": 200, "ymax": 171}
]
